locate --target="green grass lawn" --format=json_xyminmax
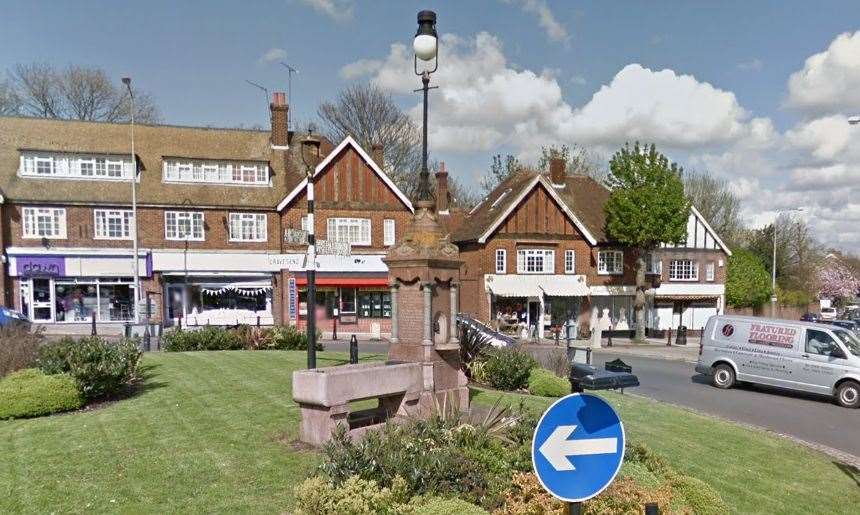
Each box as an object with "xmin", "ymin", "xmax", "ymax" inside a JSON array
[{"xmin": 1, "ymin": 351, "xmax": 857, "ymax": 514}]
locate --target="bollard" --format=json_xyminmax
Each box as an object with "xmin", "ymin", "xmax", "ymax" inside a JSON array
[
  {"xmin": 256, "ymin": 315, "xmax": 261, "ymax": 327},
  {"xmin": 607, "ymin": 333, "xmax": 613, "ymax": 347},
  {"xmin": 349, "ymin": 334, "xmax": 358, "ymax": 364},
  {"xmin": 666, "ymin": 327, "xmax": 672, "ymax": 346},
  {"xmin": 178, "ymin": 314, "xmax": 183, "ymax": 331},
  {"xmin": 91, "ymin": 313, "xmax": 97, "ymax": 336}
]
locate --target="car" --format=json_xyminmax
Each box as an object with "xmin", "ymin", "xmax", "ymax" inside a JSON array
[
  {"xmin": 820, "ymin": 307, "xmax": 838, "ymax": 320},
  {"xmin": 800, "ymin": 312, "xmax": 820, "ymax": 323},
  {"xmin": 0, "ymin": 307, "xmax": 30, "ymax": 330},
  {"xmin": 821, "ymin": 319, "xmax": 860, "ymax": 334},
  {"xmin": 695, "ymin": 315, "xmax": 860, "ymax": 408}
]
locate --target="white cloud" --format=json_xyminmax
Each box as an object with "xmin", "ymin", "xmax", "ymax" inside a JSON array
[
  {"xmin": 258, "ymin": 48, "xmax": 287, "ymax": 65},
  {"xmin": 737, "ymin": 58, "xmax": 763, "ymax": 71},
  {"xmin": 785, "ymin": 114, "xmax": 857, "ymax": 161},
  {"xmin": 298, "ymin": 0, "xmax": 353, "ymax": 23},
  {"xmin": 786, "ymin": 30, "xmax": 860, "ymax": 114},
  {"xmin": 339, "ymin": 59, "xmax": 382, "ymax": 80},
  {"xmin": 505, "ymin": 0, "xmax": 569, "ymax": 43}
]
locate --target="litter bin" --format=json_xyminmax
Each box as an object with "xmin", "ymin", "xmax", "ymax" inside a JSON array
[{"xmin": 675, "ymin": 325, "xmax": 687, "ymax": 346}]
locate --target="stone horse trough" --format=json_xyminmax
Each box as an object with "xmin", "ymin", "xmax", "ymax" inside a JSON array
[{"xmin": 292, "ymin": 361, "xmax": 425, "ymax": 446}]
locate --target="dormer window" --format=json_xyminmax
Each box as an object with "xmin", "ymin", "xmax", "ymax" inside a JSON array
[
  {"xmin": 19, "ymin": 152, "xmax": 134, "ymax": 181},
  {"xmin": 163, "ymin": 159, "xmax": 269, "ymax": 186}
]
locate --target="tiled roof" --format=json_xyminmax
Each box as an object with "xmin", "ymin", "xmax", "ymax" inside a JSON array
[
  {"xmin": 452, "ymin": 170, "xmax": 612, "ymax": 244},
  {"xmin": 0, "ymin": 116, "xmax": 331, "ymax": 209}
]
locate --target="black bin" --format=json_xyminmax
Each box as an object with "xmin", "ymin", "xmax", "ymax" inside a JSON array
[{"xmin": 676, "ymin": 325, "xmax": 688, "ymax": 346}]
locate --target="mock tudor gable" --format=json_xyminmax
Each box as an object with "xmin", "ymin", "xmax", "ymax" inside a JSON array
[{"xmin": 276, "ymin": 136, "xmax": 414, "ymax": 213}]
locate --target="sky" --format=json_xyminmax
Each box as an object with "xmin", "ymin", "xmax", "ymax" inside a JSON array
[{"xmin": 3, "ymin": 1, "xmax": 860, "ymax": 251}]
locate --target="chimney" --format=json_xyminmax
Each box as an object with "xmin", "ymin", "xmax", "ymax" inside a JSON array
[
  {"xmin": 549, "ymin": 157, "xmax": 565, "ymax": 186},
  {"xmin": 371, "ymin": 143, "xmax": 384, "ymax": 169},
  {"xmin": 436, "ymin": 162, "xmax": 449, "ymax": 214},
  {"xmin": 270, "ymin": 92, "xmax": 289, "ymax": 149}
]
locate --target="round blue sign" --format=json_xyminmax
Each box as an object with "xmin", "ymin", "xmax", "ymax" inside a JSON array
[{"xmin": 531, "ymin": 393, "xmax": 625, "ymax": 502}]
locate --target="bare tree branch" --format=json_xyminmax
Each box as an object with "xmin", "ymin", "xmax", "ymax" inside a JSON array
[{"xmin": 0, "ymin": 79, "xmax": 21, "ymax": 115}]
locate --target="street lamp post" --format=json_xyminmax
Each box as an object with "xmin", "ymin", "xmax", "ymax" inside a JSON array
[
  {"xmin": 771, "ymin": 208, "xmax": 803, "ymax": 317},
  {"xmin": 301, "ymin": 130, "xmax": 321, "ymax": 369},
  {"xmin": 413, "ymin": 10, "xmax": 438, "ymax": 202},
  {"xmin": 121, "ymin": 77, "xmax": 141, "ymax": 324}
]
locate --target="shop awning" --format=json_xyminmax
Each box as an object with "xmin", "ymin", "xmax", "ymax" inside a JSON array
[
  {"xmin": 655, "ymin": 294, "xmax": 717, "ymax": 301},
  {"xmin": 539, "ymin": 275, "xmax": 589, "ymax": 296},
  {"xmin": 485, "ymin": 275, "xmax": 543, "ymax": 298},
  {"xmin": 294, "ymin": 273, "xmax": 389, "ymax": 287}
]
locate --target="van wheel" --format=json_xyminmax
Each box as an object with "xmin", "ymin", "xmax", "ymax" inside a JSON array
[
  {"xmin": 712, "ymin": 364, "xmax": 735, "ymax": 389},
  {"xmin": 836, "ymin": 381, "xmax": 860, "ymax": 409}
]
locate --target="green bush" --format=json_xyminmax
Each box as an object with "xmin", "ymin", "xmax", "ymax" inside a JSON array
[
  {"xmin": 294, "ymin": 475, "xmax": 410, "ymax": 514},
  {"xmin": 481, "ymin": 347, "xmax": 537, "ymax": 391},
  {"xmin": 527, "ymin": 368, "xmax": 569, "ymax": 397},
  {"xmin": 0, "ymin": 368, "xmax": 83, "ymax": 419},
  {"xmin": 270, "ymin": 325, "xmax": 323, "ymax": 351},
  {"xmin": 37, "ymin": 337, "xmax": 141, "ymax": 400},
  {"xmin": 0, "ymin": 325, "xmax": 45, "ymax": 377},
  {"xmin": 162, "ymin": 327, "xmax": 244, "ymax": 352},
  {"xmin": 412, "ymin": 497, "xmax": 488, "ymax": 514}
]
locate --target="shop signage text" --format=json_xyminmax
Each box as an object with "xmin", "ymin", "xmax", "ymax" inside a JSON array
[{"xmin": 16, "ymin": 256, "xmax": 65, "ymax": 277}]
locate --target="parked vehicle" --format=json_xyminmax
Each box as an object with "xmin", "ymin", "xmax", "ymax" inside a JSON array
[
  {"xmin": 800, "ymin": 312, "xmax": 820, "ymax": 323},
  {"xmin": 820, "ymin": 307, "xmax": 838, "ymax": 320},
  {"xmin": 696, "ymin": 315, "xmax": 860, "ymax": 408},
  {"xmin": 0, "ymin": 307, "xmax": 30, "ymax": 330},
  {"xmin": 820, "ymin": 319, "xmax": 860, "ymax": 334}
]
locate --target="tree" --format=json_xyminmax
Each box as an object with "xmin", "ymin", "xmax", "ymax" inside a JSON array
[
  {"xmin": 683, "ymin": 170, "xmax": 744, "ymax": 247},
  {"xmin": 317, "ymin": 83, "xmax": 421, "ymax": 198},
  {"xmin": 480, "ymin": 154, "xmax": 520, "ymax": 193},
  {"xmin": 5, "ymin": 63, "xmax": 160, "ymax": 122},
  {"xmin": 725, "ymin": 249, "xmax": 772, "ymax": 308},
  {"xmin": 604, "ymin": 142, "xmax": 690, "ymax": 340},
  {"xmin": 537, "ymin": 144, "xmax": 607, "ymax": 183},
  {"xmin": 817, "ymin": 258, "xmax": 860, "ymax": 306},
  {"xmin": 744, "ymin": 215, "xmax": 823, "ymax": 297}
]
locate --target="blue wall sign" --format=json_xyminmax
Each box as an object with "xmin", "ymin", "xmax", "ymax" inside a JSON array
[
  {"xmin": 531, "ymin": 393, "xmax": 625, "ymax": 502},
  {"xmin": 288, "ymin": 277, "xmax": 297, "ymax": 320}
]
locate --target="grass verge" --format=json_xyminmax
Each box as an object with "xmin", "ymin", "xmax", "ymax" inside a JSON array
[{"xmin": 0, "ymin": 351, "xmax": 856, "ymax": 513}]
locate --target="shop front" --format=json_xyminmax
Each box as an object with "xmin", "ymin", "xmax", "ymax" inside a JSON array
[
  {"xmin": 645, "ymin": 284, "xmax": 724, "ymax": 336},
  {"xmin": 485, "ymin": 274, "xmax": 589, "ymax": 340},
  {"xmin": 7, "ymin": 248, "xmax": 150, "ymax": 326},
  {"xmin": 589, "ymin": 286, "xmax": 636, "ymax": 337}
]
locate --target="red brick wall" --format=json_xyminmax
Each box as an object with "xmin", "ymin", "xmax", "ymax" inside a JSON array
[
  {"xmin": 656, "ymin": 249, "xmax": 728, "ymax": 284},
  {"xmin": 281, "ymin": 207, "xmax": 412, "ymax": 252}
]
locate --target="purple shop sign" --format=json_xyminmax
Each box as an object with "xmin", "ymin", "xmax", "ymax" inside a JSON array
[{"xmin": 16, "ymin": 256, "xmax": 65, "ymax": 277}]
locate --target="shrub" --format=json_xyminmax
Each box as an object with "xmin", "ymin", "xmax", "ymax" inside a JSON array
[
  {"xmin": 584, "ymin": 476, "xmax": 674, "ymax": 515},
  {"xmin": 162, "ymin": 326, "xmax": 243, "ymax": 351},
  {"xmin": 412, "ymin": 497, "xmax": 488, "ymax": 514},
  {"xmin": 527, "ymin": 368, "xmax": 569, "ymax": 397},
  {"xmin": 294, "ymin": 475, "xmax": 410, "ymax": 514},
  {"xmin": 0, "ymin": 325, "xmax": 45, "ymax": 377},
  {"xmin": 270, "ymin": 325, "xmax": 323, "ymax": 351},
  {"xmin": 37, "ymin": 336, "xmax": 141, "ymax": 400},
  {"xmin": 481, "ymin": 347, "xmax": 537, "ymax": 391},
  {"xmin": 0, "ymin": 368, "xmax": 83, "ymax": 419},
  {"xmin": 495, "ymin": 472, "xmax": 566, "ymax": 514},
  {"xmin": 669, "ymin": 475, "xmax": 730, "ymax": 515},
  {"xmin": 233, "ymin": 325, "xmax": 274, "ymax": 350}
]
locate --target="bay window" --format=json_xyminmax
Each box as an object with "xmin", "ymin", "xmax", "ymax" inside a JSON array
[
  {"xmin": 165, "ymin": 211, "xmax": 204, "ymax": 241},
  {"xmin": 327, "ymin": 218, "xmax": 371, "ymax": 246},
  {"xmin": 516, "ymin": 249, "xmax": 555, "ymax": 274}
]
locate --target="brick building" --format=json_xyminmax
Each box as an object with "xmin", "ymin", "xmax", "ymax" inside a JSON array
[
  {"xmin": 0, "ymin": 93, "xmax": 411, "ymax": 336},
  {"xmin": 452, "ymin": 159, "xmax": 731, "ymax": 338}
]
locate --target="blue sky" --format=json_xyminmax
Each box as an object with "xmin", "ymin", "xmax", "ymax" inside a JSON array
[{"xmin": 3, "ymin": 1, "xmax": 860, "ymax": 250}]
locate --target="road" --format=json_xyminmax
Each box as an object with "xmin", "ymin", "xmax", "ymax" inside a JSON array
[
  {"xmin": 326, "ymin": 339, "xmax": 859, "ymax": 460},
  {"xmin": 590, "ymin": 351, "xmax": 860, "ymax": 459}
]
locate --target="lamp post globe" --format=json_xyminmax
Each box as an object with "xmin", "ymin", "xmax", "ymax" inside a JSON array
[{"xmin": 414, "ymin": 10, "xmax": 438, "ymax": 61}]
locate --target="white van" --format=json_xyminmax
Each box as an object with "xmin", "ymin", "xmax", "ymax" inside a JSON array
[{"xmin": 696, "ymin": 315, "xmax": 860, "ymax": 408}]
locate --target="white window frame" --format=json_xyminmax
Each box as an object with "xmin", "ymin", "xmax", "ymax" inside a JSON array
[
  {"xmin": 383, "ymin": 219, "xmax": 395, "ymax": 246},
  {"xmin": 19, "ymin": 152, "xmax": 134, "ymax": 181},
  {"xmin": 495, "ymin": 249, "xmax": 507, "ymax": 274},
  {"xmin": 516, "ymin": 249, "xmax": 555, "ymax": 274},
  {"xmin": 668, "ymin": 259, "xmax": 699, "ymax": 281},
  {"xmin": 22, "ymin": 207, "xmax": 67, "ymax": 239},
  {"xmin": 164, "ymin": 211, "xmax": 205, "ymax": 241},
  {"xmin": 326, "ymin": 218, "xmax": 371, "ymax": 246},
  {"xmin": 564, "ymin": 250, "xmax": 575, "ymax": 274},
  {"xmin": 705, "ymin": 261, "xmax": 715, "ymax": 282},
  {"xmin": 228, "ymin": 212, "xmax": 267, "ymax": 242},
  {"xmin": 645, "ymin": 253, "xmax": 662, "ymax": 275},
  {"xmin": 94, "ymin": 209, "xmax": 134, "ymax": 240},
  {"xmin": 597, "ymin": 250, "xmax": 623, "ymax": 275},
  {"xmin": 162, "ymin": 159, "xmax": 269, "ymax": 186}
]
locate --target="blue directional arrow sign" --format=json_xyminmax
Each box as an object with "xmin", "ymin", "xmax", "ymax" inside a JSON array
[{"xmin": 532, "ymin": 393, "xmax": 625, "ymax": 502}]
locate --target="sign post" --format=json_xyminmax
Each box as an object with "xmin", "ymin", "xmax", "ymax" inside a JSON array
[{"xmin": 532, "ymin": 393, "xmax": 625, "ymax": 509}]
